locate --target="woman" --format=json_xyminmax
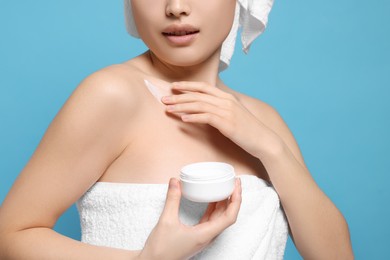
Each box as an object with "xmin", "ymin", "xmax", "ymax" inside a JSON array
[{"xmin": 0, "ymin": 0, "xmax": 353, "ymax": 259}]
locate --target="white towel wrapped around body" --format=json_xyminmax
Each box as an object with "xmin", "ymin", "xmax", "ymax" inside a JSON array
[{"xmin": 77, "ymin": 175, "xmax": 288, "ymax": 259}]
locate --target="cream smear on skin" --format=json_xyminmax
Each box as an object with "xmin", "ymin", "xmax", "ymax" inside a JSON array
[{"xmin": 144, "ymin": 79, "xmax": 172, "ymax": 104}]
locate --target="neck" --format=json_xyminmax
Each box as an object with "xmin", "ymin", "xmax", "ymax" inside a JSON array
[{"xmin": 144, "ymin": 49, "xmax": 222, "ymax": 86}]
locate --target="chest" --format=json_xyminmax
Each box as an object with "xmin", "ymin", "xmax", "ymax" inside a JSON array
[{"xmin": 98, "ymin": 94, "xmax": 268, "ymax": 183}]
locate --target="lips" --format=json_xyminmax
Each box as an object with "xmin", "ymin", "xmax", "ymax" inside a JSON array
[
  {"xmin": 162, "ymin": 24, "xmax": 200, "ymax": 45},
  {"xmin": 163, "ymin": 30, "xmax": 198, "ymax": 36},
  {"xmin": 162, "ymin": 24, "xmax": 200, "ymax": 36}
]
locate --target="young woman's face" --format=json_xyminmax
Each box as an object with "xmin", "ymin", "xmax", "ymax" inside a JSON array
[{"xmin": 131, "ymin": 0, "xmax": 236, "ymax": 67}]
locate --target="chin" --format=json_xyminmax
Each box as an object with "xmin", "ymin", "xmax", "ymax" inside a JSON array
[
  {"xmin": 154, "ymin": 50, "xmax": 219, "ymax": 69},
  {"xmin": 167, "ymin": 59, "xmax": 203, "ymax": 68}
]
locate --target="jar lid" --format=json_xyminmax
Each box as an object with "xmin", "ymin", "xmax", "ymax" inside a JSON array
[{"xmin": 180, "ymin": 162, "xmax": 235, "ymax": 183}]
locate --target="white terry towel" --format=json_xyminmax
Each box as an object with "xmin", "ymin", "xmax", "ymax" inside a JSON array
[
  {"xmin": 124, "ymin": 0, "xmax": 274, "ymax": 71},
  {"xmin": 77, "ymin": 175, "xmax": 288, "ymax": 259}
]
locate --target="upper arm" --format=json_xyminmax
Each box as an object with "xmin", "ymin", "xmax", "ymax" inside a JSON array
[
  {"xmin": 0, "ymin": 66, "xmax": 138, "ymax": 233},
  {"xmin": 263, "ymin": 104, "xmax": 306, "ymax": 167}
]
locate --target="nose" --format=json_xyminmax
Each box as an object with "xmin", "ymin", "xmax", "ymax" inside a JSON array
[{"xmin": 166, "ymin": 0, "xmax": 191, "ymax": 18}]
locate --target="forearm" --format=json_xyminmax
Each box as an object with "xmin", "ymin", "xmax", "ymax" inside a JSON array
[
  {"xmin": 1, "ymin": 228, "xmax": 141, "ymax": 260},
  {"xmin": 259, "ymin": 142, "xmax": 353, "ymax": 259}
]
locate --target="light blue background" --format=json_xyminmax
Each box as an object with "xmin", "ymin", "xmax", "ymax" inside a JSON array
[{"xmin": 1, "ymin": 1, "xmax": 389, "ymax": 259}]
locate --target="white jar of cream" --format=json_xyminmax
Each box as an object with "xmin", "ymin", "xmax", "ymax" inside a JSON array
[{"xmin": 180, "ymin": 162, "xmax": 236, "ymax": 203}]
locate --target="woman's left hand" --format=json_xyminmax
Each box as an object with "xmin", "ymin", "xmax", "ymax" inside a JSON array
[{"xmin": 161, "ymin": 81, "xmax": 280, "ymax": 158}]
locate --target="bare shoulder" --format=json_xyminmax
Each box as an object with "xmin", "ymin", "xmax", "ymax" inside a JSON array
[
  {"xmin": 71, "ymin": 63, "xmax": 144, "ymax": 111},
  {"xmin": 220, "ymin": 86, "xmax": 284, "ymax": 130},
  {"xmin": 37, "ymin": 63, "xmax": 147, "ymax": 189},
  {"xmin": 232, "ymin": 90, "xmax": 283, "ymax": 130},
  {"xmin": 228, "ymin": 88, "xmax": 306, "ymax": 166}
]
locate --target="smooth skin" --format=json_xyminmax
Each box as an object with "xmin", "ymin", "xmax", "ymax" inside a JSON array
[{"xmin": 0, "ymin": 0, "xmax": 353, "ymax": 259}]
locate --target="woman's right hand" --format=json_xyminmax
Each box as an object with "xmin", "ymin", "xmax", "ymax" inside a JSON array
[{"xmin": 138, "ymin": 177, "xmax": 242, "ymax": 260}]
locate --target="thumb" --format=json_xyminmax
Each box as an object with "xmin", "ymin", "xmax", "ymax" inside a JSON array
[{"xmin": 161, "ymin": 178, "xmax": 182, "ymax": 219}]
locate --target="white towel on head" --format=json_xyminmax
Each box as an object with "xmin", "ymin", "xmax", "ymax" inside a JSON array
[{"xmin": 124, "ymin": 0, "xmax": 274, "ymax": 71}]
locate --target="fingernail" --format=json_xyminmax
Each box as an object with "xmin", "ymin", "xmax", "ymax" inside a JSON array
[
  {"xmin": 161, "ymin": 96, "xmax": 171, "ymax": 102},
  {"xmin": 166, "ymin": 105, "xmax": 175, "ymax": 112},
  {"xmin": 181, "ymin": 115, "xmax": 190, "ymax": 121},
  {"xmin": 171, "ymin": 82, "xmax": 180, "ymax": 88},
  {"xmin": 169, "ymin": 178, "xmax": 178, "ymax": 189}
]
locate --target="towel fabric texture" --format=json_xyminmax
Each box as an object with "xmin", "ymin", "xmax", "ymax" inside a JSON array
[
  {"xmin": 77, "ymin": 175, "xmax": 288, "ymax": 259},
  {"xmin": 124, "ymin": 0, "xmax": 274, "ymax": 71}
]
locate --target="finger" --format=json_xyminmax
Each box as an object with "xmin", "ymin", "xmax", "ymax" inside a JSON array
[
  {"xmin": 162, "ymin": 92, "xmax": 224, "ymax": 107},
  {"xmin": 207, "ymin": 199, "xmax": 229, "ymax": 221},
  {"xmin": 172, "ymin": 81, "xmax": 233, "ymax": 99},
  {"xmin": 199, "ymin": 202, "xmax": 217, "ymax": 224},
  {"xmin": 160, "ymin": 178, "xmax": 182, "ymax": 220},
  {"xmin": 225, "ymin": 178, "xmax": 242, "ymax": 219},
  {"xmin": 215, "ymin": 199, "xmax": 228, "ymax": 210},
  {"xmin": 213, "ymin": 199, "xmax": 228, "ymax": 216},
  {"xmin": 181, "ymin": 113, "xmax": 233, "ymax": 136},
  {"xmin": 197, "ymin": 178, "xmax": 242, "ymax": 236},
  {"xmin": 166, "ymin": 102, "xmax": 228, "ymax": 118}
]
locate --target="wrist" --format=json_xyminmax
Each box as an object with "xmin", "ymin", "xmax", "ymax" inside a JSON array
[
  {"xmin": 254, "ymin": 134, "xmax": 288, "ymax": 163},
  {"xmin": 136, "ymin": 248, "xmax": 164, "ymax": 260}
]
